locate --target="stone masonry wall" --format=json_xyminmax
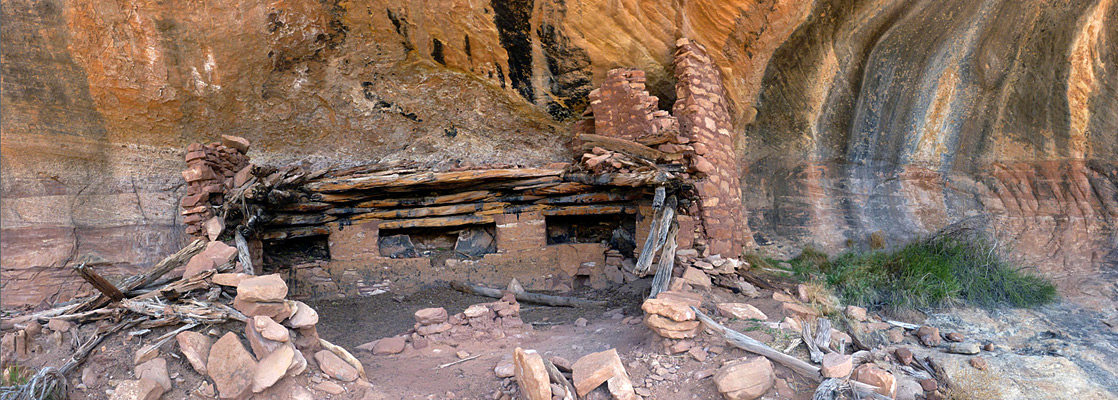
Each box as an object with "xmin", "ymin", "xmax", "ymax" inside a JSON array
[
  {"xmin": 586, "ymin": 69, "xmax": 678, "ymax": 141},
  {"xmin": 672, "ymin": 38, "xmax": 754, "ymax": 256}
]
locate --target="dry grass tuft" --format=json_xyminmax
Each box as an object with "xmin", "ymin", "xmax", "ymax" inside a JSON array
[
  {"xmin": 947, "ymin": 366, "xmax": 1002, "ymax": 400},
  {"xmin": 869, "ymin": 231, "xmax": 887, "ymax": 249}
]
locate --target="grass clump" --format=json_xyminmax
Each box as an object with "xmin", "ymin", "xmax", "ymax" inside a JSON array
[{"xmin": 783, "ymin": 234, "xmax": 1057, "ymax": 311}]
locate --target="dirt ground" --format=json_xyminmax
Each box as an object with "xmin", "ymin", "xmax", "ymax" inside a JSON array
[{"xmin": 0, "ymin": 275, "xmax": 831, "ymax": 400}]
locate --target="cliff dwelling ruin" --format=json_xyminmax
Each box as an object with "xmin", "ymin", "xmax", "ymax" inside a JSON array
[{"xmin": 2, "ymin": 0, "xmax": 1117, "ymax": 399}]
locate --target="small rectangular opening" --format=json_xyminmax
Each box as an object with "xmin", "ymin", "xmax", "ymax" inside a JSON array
[
  {"xmin": 546, "ymin": 214, "xmax": 636, "ymax": 257},
  {"xmin": 263, "ymin": 236, "xmax": 329, "ymax": 272},
  {"xmin": 378, "ymin": 224, "xmax": 497, "ymax": 261}
]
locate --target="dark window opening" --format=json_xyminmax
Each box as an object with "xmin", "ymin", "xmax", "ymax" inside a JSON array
[
  {"xmin": 263, "ymin": 235, "xmax": 329, "ymax": 273},
  {"xmin": 377, "ymin": 224, "xmax": 496, "ymax": 263},
  {"xmin": 546, "ymin": 214, "xmax": 636, "ymax": 257}
]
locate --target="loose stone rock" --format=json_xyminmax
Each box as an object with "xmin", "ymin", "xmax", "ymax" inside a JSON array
[
  {"xmin": 111, "ymin": 378, "xmax": 164, "ymax": 400},
  {"xmin": 716, "ymin": 303, "xmax": 768, "ymax": 320},
  {"xmin": 945, "ymin": 332, "xmax": 965, "ymax": 342},
  {"xmin": 820, "ymin": 353, "xmax": 852, "ymax": 378},
  {"xmin": 284, "ymin": 301, "xmax": 319, "ymax": 329},
  {"xmin": 852, "ymin": 364, "xmax": 896, "ymax": 399},
  {"xmin": 314, "ymin": 381, "xmax": 346, "ymax": 395},
  {"xmin": 895, "ymin": 347, "xmax": 914, "ymax": 365},
  {"xmin": 415, "ymin": 307, "xmax": 449, "ymax": 325},
  {"xmin": 946, "ymin": 342, "xmax": 980, "ymax": 355},
  {"xmin": 372, "ymin": 336, "xmax": 407, "ymax": 355},
  {"xmin": 571, "ymin": 348, "xmax": 636, "ymax": 399},
  {"xmin": 712, "ymin": 356, "xmax": 774, "ymax": 400},
  {"xmin": 513, "ymin": 348, "xmax": 551, "ymax": 400},
  {"xmin": 314, "ymin": 350, "xmax": 359, "ymax": 382},
  {"xmin": 236, "ymin": 274, "xmax": 289, "ymax": 303},
  {"xmin": 642, "ymin": 298, "xmax": 696, "ymax": 322},
  {"xmin": 920, "ymin": 378, "xmax": 938, "ymax": 391},
  {"xmin": 176, "ymin": 331, "xmax": 212, "ymax": 374},
  {"xmin": 916, "ymin": 326, "xmax": 941, "ymax": 347},
  {"xmin": 844, "ymin": 305, "xmax": 867, "ymax": 321},
  {"xmin": 208, "ymin": 332, "xmax": 257, "ymax": 400},
  {"xmin": 135, "ymin": 358, "xmax": 171, "ymax": 391},
  {"xmin": 253, "ymin": 345, "xmax": 294, "ymax": 393}
]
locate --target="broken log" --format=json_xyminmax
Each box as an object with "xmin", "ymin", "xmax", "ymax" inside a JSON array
[
  {"xmin": 534, "ymin": 191, "xmax": 643, "ymax": 205},
  {"xmin": 449, "ymin": 281, "xmax": 606, "ymax": 307},
  {"xmin": 693, "ymin": 306, "xmax": 822, "ymax": 382},
  {"xmin": 648, "ymin": 221, "xmax": 678, "ymax": 299},
  {"xmin": 540, "ymin": 204, "xmax": 637, "ymax": 217},
  {"xmin": 562, "ymin": 171, "xmax": 670, "ymax": 187},
  {"xmin": 377, "ymin": 214, "xmax": 497, "ymax": 230},
  {"xmin": 347, "ymin": 202, "xmax": 509, "ymax": 221},
  {"xmin": 77, "ymin": 239, "xmax": 207, "ymax": 312},
  {"xmin": 633, "ymin": 193, "xmax": 676, "ymax": 275},
  {"xmin": 578, "ymin": 133, "xmax": 667, "ymax": 161},
  {"xmin": 522, "ymin": 182, "xmax": 594, "ymax": 196},
  {"xmin": 543, "ymin": 357, "xmax": 576, "ymax": 400},
  {"xmin": 306, "ymin": 168, "xmax": 563, "ymax": 193},
  {"xmin": 74, "ymin": 264, "xmax": 124, "ymax": 302},
  {"xmin": 259, "ymin": 225, "xmax": 330, "ymax": 240},
  {"xmin": 350, "ymin": 190, "xmax": 494, "ymax": 208},
  {"xmin": 235, "ymin": 228, "xmax": 255, "ymax": 276}
]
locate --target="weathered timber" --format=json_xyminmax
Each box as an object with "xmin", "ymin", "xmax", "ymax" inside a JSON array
[
  {"xmin": 648, "ymin": 221, "xmax": 678, "ymax": 299},
  {"xmin": 633, "ymin": 193, "xmax": 676, "ymax": 275},
  {"xmin": 74, "ymin": 264, "xmax": 125, "ymax": 302},
  {"xmin": 578, "ymin": 133, "xmax": 667, "ymax": 161},
  {"xmin": 260, "ymin": 225, "xmax": 330, "ymax": 240},
  {"xmin": 73, "ymin": 239, "xmax": 207, "ymax": 312},
  {"xmin": 535, "ymin": 191, "xmax": 643, "ymax": 204},
  {"xmin": 377, "ymin": 215, "xmax": 496, "ymax": 230},
  {"xmin": 350, "ymin": 202, "xmax": 508, "ymax": 221},
  {"xmin": 351, "ymin": 190, "xmax": 494, "ymax": 208},
  {"xmin": 235, "ymin": 228, "xmax": 255, "ymax": 275},
  {"xmin": 693, "ymin": 306, "xmax": 822, "ymax": 382},
  {"xmin": 540, "ymin": 204, "xmax": 637, "ymax": 216},
  {"xmin": 306, "ymin": 168, "xmax": 563, "ymax": 192},
  {"xmin": 267, "ymin": 213, "xmax": 337, "ymax": 226},
  {"xmin": 450, "ymin": 281, "xmax": 606, "ymax": 307},
  {"xmin": 543, "ymin": 358, "xmax": 576, "ymax": 400},
  {"xmin": 563, "ymin": 171, "xmax": 669, "ymax": 187},
  {"xmin": 271, "ymin": 201, "xmax": 333, "ymax": 212},
  {"xmin": 522, "ymin": 182, "xmax": 594, "ymax": 196}
]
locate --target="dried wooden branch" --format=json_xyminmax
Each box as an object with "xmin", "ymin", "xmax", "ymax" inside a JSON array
[
  {"xmin": 73, "ymin": 264, "xmax": 124, "ymax": 302},
  {"xmin": 543, "ymin": 357, "xmax": 576, "ymax": 400},
  {"xmin": 693, "ymin": 306, "xmax": 822, "ymax": 382},
  {"xmin": 234, "ymin": 228, "xmax": 255, "ymax": 275},
  {"xmin": 449, "ymin": 281, "xmax": 606, "ymax": 307}
]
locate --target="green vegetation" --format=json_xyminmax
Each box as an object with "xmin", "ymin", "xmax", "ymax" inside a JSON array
[{"xmin": 777, "ymin": 235, "xmax": 1057, "ymax": 311}]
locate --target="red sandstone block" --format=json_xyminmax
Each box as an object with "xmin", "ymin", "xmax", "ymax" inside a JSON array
[
  {"xmin": 181, "ymin": 193, "xmax": 208, "ymax": 208},
  {"xmin": 182, "ymin": 165, "xmax": 216, "ymax": 183},
  {"xmin": 494, "ymin": 212, "xmax": 546, "ymax": 252}
]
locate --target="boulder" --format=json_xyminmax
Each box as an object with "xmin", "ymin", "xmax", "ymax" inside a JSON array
[
  {"xmin": 654, "ymin": 291, "xmax": 703, "ymax": 308},
  {"xmin": 236, "ymin": 274, "xmax": 288, "ymax": 303},
  {"xmin": 513, "ymin": 348, "xmax": 552, "ymax": 400},
  {"xmin": 946, "ymin": 342, "xmax": 980, "ymax": 355},
  {"xmin": 946, "ymin": 332, "xmax": 965, "ymax": 342},
  {"xmin": 184, "ymin": 241, "xmax": 238, "ymax": 278},
  {"xmin": 641, "ymin": 298, "xmax": 696, "ymax": 322},
  {"xmin": 414, "ymin": 307, "xmax": 448, "ymax": 325},
  {"xmin": 252, "ymin": 316, "xmax": 290, "ymax": 342},
  {"xmin": 894, "ymin": 347, "xmax": 914, "ymax": 365},
  {"xmin": 916, "ymin": 326, "xmax": 941, "ymax": 347},
  {"xmin": 208, "ymin": 332, "xmax": 257, "ymax": 400},
  {"xmin": 713, "ymin": 356, "xmax": 774, "ymax": 400},
  {"xmin": 314, "ymin": 381, "xmax": 346, "ymax": 395},
  {"xmin": 644, "ymin": 314, "xmax": 702, "ymax": 339},
  {"xmin": 715, "ymin": 303, "xmax": 768, "ymax": 320},
  {"xmin": 110, "ymin": 378, "xmax": 165, "ymax": 400},
  {"xmin": 287, "ymin": 345, "xmax": 307, "ymax": 377},
  {"xmin": 852, "ymin": 364, "xmax": 896, "ymax": 399},
  {"xmin": 176, "ymin": 331, "xmax": 211, "ymax": 374},
  {"xmin": 246, "ymin": 318, "xmax": 287, "ymax": 358},
  {"xmin": 780, "ymin": 302, "xmax": 820, "ymax": 319},
  {"xmin": 680, "ymin": 267, "xmax": 712, "ymax": 288},
  {"xmin": 232, "ymin": 297, "xmax": 291, "ymax": 321},
  {"xmin": 134, "ymin": 358, "xmax": 171, "ymax": 391},
  {"xmin": 252, "ymin": 344, "xmax": 294, "ymax": 393},
  {"xmin": 314, "ymin": 350, "xmax": 358, "ymax": 382},
  {"xmin": 221, "ymin": 135, "xmax": 251, "ymax": 153},
  {"xmin": 821, "ymin": 353, "xmax": 852, "ymax": 378},
  {"xmin": 213, "ymin": 273, "xmax": 252, "ymax": 287},
  {"xmin": 284, "ymin": 301, "xmax": 319, "ymax": 329},
  {"xmin": 571, "ymin": 348, "xmax": 636, "ymax": 400},
  {"xmin": 371, "ymin": 336, "xmax": 407, "ymax": 355},
  {"xmin": 844, "ymin": 305, "xmax": 868, "ymax": 321}
]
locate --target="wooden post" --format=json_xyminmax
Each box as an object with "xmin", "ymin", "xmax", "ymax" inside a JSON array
[{"xmin": 74, "ymin": 264, "xmax": 125, "ymax": 302}]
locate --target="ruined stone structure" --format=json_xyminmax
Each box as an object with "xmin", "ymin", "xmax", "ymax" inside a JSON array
[{"xmin": 2, "ymin": 0, "xmax": 1116, "ymax": 307}]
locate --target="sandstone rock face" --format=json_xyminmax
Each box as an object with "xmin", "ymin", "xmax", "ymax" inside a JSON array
[{"xmin": 2, "ymin": 0, "xmax": 1116, "ymax": 308}]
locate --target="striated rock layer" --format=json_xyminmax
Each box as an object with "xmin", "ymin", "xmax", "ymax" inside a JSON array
[{"xmin": 2, "ymin": 0, "xmax": 1116, "ymax": 307}]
